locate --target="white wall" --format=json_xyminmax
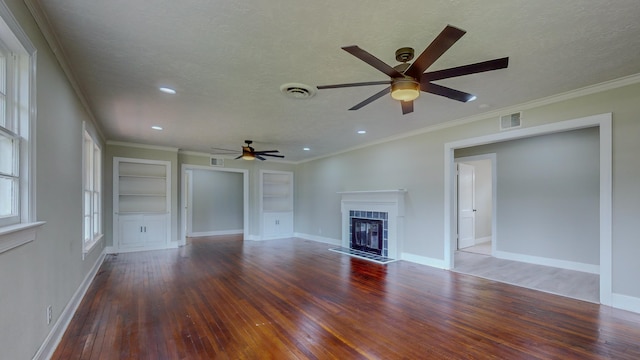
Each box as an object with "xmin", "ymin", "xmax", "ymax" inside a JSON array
[
  {"xmin": 0, "ymin": 1, "xmax": 105, "ymax": 358},
  {"xmin": 295, "ymin": 80, "xmax": 640, "ymax": 304}
]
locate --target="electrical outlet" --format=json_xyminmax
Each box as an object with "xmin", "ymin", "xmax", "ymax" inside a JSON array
[{"xmin": 47, "ymin": 305, "xmax": 52, "ymax": 325}]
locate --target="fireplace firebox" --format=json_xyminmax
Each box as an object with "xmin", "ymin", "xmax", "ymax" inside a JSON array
[{"xmin": 350, "ymin": 218, "xmax": 384, "ymax": 255}]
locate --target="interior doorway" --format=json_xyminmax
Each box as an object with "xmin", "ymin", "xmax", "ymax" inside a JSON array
[
  {"xmin": 444, "ymin": 113, "xmax": 612, "ymax": 305},
  {"xmin": 180, "ymin": 165, "xmax": 249, "ymax": 246}
]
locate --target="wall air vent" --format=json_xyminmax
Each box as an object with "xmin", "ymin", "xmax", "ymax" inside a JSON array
[
  {"xmin": 500, "ymin": 112, "xmax": 522, "ymax": 130},
  {"xmin": 210, "ymin": 157, "xmax": 224, "ymax": 167}
]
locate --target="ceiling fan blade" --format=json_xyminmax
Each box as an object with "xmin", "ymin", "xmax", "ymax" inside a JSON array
[
  {"xmin": 421, "ymin": 82, "xmax": 475, "ymax": 102},
  {"xmin": 349, "ymin": 86, "xmax": 391, "ymax": 111},
  {"xmin": 261, "ymin": 153, "xmax": 285, "ymax": 158},
  {"xmin": 401, "ymin": 100, "xmax": 414, "ymax": 115},
  {"xmin": 342, "ymin": 46, "xmax": 404, "ymax": 78},
  {"xmin": 422, "ymin": 57, "xmax": 509, "ymax": 82},
  {"xmin": 254, "ymin": 150, "xmax": 279, "ymax": 154},
  {"xmin": 210, "ymin": 147, "xmax": 239, "ymax": 153},
  {"xmin": 404, "ymin": 25, "xmax": 466, "ymax": 79},
  {"xmin": 256, "ymin": 155, "xmax": 267, "ymax": 161},
  {"xmin": 317, "ymin": 80, "xmax": 391, "ymax": 89},
  {"xmin": 234, "ymin": 154, "xmax": 243, "ymax": 160}
]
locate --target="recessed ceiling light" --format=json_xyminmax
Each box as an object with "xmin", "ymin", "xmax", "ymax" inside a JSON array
[
  {"xmin": 151, "ymin": 126, "xmax": 163, "ymax": 130},
  {"xmin": 357, "ymin": 130, "xmax": 367, "ymax": 134},
  {"xmin": 159, "ymin": 87, "xmax": 176, "ymax": 94},
  {"xmin": 303, "ymin": 147, "xmax": 311, "ymax": 151}
]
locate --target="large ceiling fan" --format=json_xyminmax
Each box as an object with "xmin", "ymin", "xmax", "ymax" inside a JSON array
[
  {"xmin": 212, "ymin": 140, "xmax": 284, "ymax": 161},
  {"xmin": 317, "ymin": 25, "xmax": 509, "ymax": 115}
]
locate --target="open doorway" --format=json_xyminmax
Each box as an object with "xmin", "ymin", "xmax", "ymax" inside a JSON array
[
  {"xmin": 180, "ymin": 165, "xmax": 249, "ymax": 246},
  {"xmin": 444, "ymin": 113, "xmax": 612, "ymax": 305}
]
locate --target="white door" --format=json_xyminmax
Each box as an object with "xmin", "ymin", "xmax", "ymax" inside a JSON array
[{"xmin": 458, "ymin": 163, "xmax": 476, "ymax": 249}]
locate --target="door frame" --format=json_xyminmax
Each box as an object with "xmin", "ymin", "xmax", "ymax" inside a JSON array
[
  {"xmin": 455, "ymin": 154, "xmax": 497, "ymax": 253},
  {"xmin": 444, "ymin": 113, "xmax": 612, "ymax": 305},
  {"xmin": 180, "ymin": 164, "xmax": 249, "ymax": 245}
]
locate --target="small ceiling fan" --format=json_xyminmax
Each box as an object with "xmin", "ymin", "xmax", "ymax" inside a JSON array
[
  {"xmin": 317, "ymin": 25, "xmax": 509, "ymax": 115},
  {"xmin": 211, "ymin": 140, "xmax": 284, "ymax": 161}
]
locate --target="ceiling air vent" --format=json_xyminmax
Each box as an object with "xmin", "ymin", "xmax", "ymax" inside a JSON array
[
  {"xmin": 280, "ymin": 83, "xmax": 316, "ymax": 99},
  {"xmin": 210, "ymin": 157, "xmax": 224, "ymax": 167},
  {"xmin": 500, "ymin": 112, "xmax": 522, "ymax": 130}
]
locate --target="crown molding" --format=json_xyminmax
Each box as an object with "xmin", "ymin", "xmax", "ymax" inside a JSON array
[
  {"xmin": 106, "ymin": 140, "xmax": 179, "ymax": 152},
  {"xmin": 23, "ymin": 0, "xmax": 105, "ymax": 142},
  {"xmin": 297, "ymin": 72, "xmax": 640, "ymax": 164}
]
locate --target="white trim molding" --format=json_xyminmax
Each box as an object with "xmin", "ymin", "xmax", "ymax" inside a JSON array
[
  {"xmin": 493, "ymin": 250, "xmax": 600, "ymax": 274},
  {"xmin": 0, "ymin": 221, "xmax": 45, "ymax": 254},
  {"xmin": 188, "ymin": 230, "xmax": 243, "ymax": 237},
  {"xmin": 612, "ymin": 293, "xmax": 640, "ymax": 314},
  {"xmin": 294, "ymin": 233, "xmax": 341, "ymax": 246}
]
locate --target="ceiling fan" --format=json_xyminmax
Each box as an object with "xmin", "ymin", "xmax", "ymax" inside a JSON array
[
  {"xmin": 211, "ymin": 140, "xmax": 284, "ymax": 161},
  {"xmin": 317, "ymin": 25, "xmax": 509, "ymax": 115}
]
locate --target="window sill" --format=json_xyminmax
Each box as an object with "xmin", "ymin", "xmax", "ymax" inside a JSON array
[
  {"xmin": 83, "ymin": 233, "xmax": 104, "ymax": 257},
  {"xmin": 0, "ymin": 221, "xmax": 46, "ymax": 254}
]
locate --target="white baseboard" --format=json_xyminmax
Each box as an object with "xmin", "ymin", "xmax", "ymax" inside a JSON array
[
  {"xmin": 401, "ymin": 252, "xmax": 446, "ymax": 269},
  {"xmin": 105, "ymin": 243, "xmax": 178, "ymax": 254},
  {"xmin": 33, "ymin": 250, "xmax": 106, "ymax": 360},
  {"xmin": 475, "ymin": 236, "xmax": 492, "ymax": 245},
  {"xmin": 294, "ymin": 232, "xmax": 341, "ymax": 246},
  {"xmin": 612, "ymin": 293, "xmax": 640, "ymax": 314},
  {"xmin": 493, "ymin": 250, "xmax": 600, "ymax": 274},
  {"xmin": 188, "ymin": 229, "xmax": 243, "ymax": 237}
]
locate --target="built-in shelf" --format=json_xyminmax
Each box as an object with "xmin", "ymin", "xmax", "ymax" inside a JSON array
[
  {"xmin": 260, "ymin": 170, "xmax": 294, "ymax": 238},
  {"xmin": 113, "ymin": 157, "xmax": 171, "ymax": 252}
]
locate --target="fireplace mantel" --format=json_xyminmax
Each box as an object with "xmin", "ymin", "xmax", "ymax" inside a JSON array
[{"xmin": 339, "ymin": 189, "xmax": 406, "ymax": 259}]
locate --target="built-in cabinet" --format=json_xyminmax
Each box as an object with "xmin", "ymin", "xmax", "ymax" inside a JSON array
[
  {"xmin": 113, "ymin": 157, "xmax": 171, "ymax": 252},
  {"xmin": 260, "ymin": 170, "xmax": 294, "ymax": 239}
]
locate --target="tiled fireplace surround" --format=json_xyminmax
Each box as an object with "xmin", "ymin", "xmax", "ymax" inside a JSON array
[{"xmin": 339, "ymin": 190, "xmax": 406, "ymax": 260}]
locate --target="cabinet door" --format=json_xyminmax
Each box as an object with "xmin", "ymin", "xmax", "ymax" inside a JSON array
[
  {"xmin": 143, "ymin": 214, "xmax": 168, "ymax": 246},
  {"xmin": 277, "ymin": 212, "xmax": 294, "ymax": 236},
  {"xmin": 263, "ymin": 213, "xmax": 279, "ymax": 237},
  {"xmin": 119, "ymin": 216, "xmax": 144, "ymax": 248}
]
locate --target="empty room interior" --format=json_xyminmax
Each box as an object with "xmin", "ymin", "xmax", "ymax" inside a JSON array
[{"xmin": 1, "ymin": 0, "xmax": 640, "ymax": 358}]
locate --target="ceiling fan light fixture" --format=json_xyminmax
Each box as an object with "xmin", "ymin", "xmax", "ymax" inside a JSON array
[
  {"xmin": 391, "ymin": 79, "xmax": 420, "ymax": 102},
  {"xmin": 241, "ymin": 148, "xmax": 255, "ymax": 160}
]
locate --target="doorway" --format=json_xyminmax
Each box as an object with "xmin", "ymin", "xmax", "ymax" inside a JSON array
[
  {"xmin": 444, "ymin": 113, "xmax": 612, "ymax": 305},
  {"xmin": 180, "ymin": 165, "xmax": 249, "ymax": 246},
  {"xmin": 456, "ymin": 156, "xmax": 495, "ymax": 255}
]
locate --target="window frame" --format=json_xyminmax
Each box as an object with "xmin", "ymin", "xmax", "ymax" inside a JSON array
[
  {"xmin": 0, "ymin": 0, "xmax": 42, "ymax": 254},
  {"xmin": 82, "ymin": 124, "xmax": 102, "ymax": 255}
]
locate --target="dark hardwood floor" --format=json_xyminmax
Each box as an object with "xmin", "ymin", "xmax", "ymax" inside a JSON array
[{"xmin": 53, "ymin": 236, "xmax": 640, "ymax": 359}]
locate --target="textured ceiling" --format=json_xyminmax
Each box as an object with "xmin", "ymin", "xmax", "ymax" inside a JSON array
[{"xmin": 31, "ymin": 0, "xmax": 640, "ymax": 162}]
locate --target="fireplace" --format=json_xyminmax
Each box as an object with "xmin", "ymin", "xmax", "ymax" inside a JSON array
[
  {"xmin": 340, "ymin": 190, "xmax": 406, "ymax": 260},
  {"xmin": 351, "ymin": 217, "xmax": 385, "ymax": 255}
]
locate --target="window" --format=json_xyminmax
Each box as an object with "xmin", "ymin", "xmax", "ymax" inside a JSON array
[
  {"xmin": 0, "ymin": 1, "xmax": 38, "ymax": 253},
  {"xmin": 83, "ymin": 126, "xmax": 102, "ymax": 253}
]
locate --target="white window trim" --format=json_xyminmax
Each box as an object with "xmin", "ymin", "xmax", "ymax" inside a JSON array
[
  {"xmin": 82, "ymin": 123, "xmax": 102, "ymax": 256},
  {"xmin": 0, "ymin": 0, "xmax": 42, "ymax": 253}
]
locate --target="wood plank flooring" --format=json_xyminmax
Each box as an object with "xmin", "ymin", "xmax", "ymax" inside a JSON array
[
  {"xmin": 454, "ymin": 250, "xmax": 600, "ymax": 303},
  {"xmin": 53, "ymin": 236, "xmax": 640, "ymax": 359}
]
